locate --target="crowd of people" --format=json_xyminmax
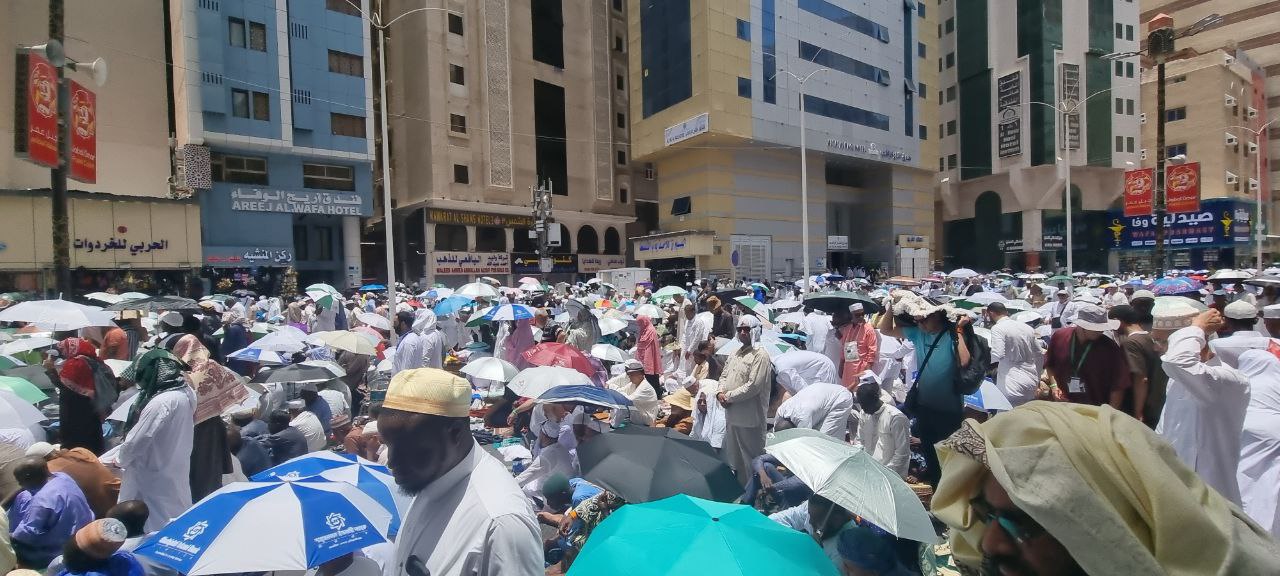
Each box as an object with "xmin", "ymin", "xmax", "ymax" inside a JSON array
[{"xmin": 1, "ymin": 268, "xmax": 1279, "ymax": 576}]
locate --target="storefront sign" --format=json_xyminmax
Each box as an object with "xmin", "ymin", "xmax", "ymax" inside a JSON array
[
  {"xmin": 826, "ymin": 139, "xmax": 913, "ymax": 163},
  {"xmin": 996, "ymin": 71, "xmax": 1022, "ymax": 158},
  {"xmin": 897, "ymin": 235, "xmax": 929, "ymax": 249},
  {"xmin": 74, "ymin": 237, "xmax": 169, "ymax": 256},
  {"xmin": 827, "ymin": 235, "xmax": 849, "ymax": 250},
  {"xmin": 511, "ymin": 253, "xmax": 576, "ymax": 274},
  {"xmin": 426, "ymin": 208, "xmax": 535, "ymax": 229},
  {"xmin": 1042, "ymin": 235, "xmax": 1064, "ymax": 250},
  {"xmin": 430, "ymin": 251, "xmax": 510, "ymax": 275},
  {"xmin": 633, "ymin": 232, "xmax": 714, "ymax": 260},
  {"xmin": 1106, "ymin": 199, "xmax": 1249, "ymax": 249},
  {"xmin": 68, "ymin": 80, "xmax": 96, "ymax": 184},
  {"xmin": 15, "ymin": 53, "xmax": 59, "ymax": 168},
  {"xmin": 1165, "ymin": 162, "xmax": 1201, "ymax": 214},
  {"xmin": 230, "ymin": 188, "xmax": 368, "ymax": 216},
  {"xmin": 664, "ymin": 112, "xmax": 709, "ymax": 147},
  {"xmin": 1123, "ymin": 168, "xmax": 1154, "ymax": 217},
  {"xmin": 204, "ymin": 246, "xmax": 294, "ymax": 267},
  {"xmin": 579, "ymin": 254, "xmax": 627, "ymax": 273},
  {"xmin": 998, "ymin": 239, "xmax": 1024, "ymax": 253},
  {"xmin": 1059, "ymin": 63, "xmax": 1080, "ymax": 150}
]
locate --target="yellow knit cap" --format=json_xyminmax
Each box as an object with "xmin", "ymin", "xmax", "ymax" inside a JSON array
[{"xmin": 384, "ymin": 368, "xmax": 472, "ymax": 417}]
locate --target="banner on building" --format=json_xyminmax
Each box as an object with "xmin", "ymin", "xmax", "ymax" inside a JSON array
[
  {"xmin": 426, "ymin": 208, "xmax": 535, "ymax": 229},
  {"xmin": 1165, "ymin": 162, "xmax": 1201, "ymax": 214},
  {"xmin": 1106, "ymin": 198, "xmax": 1249, "ymax": 249},
  {"xmin": 579, "ymin": 254, "xmax": 627, "ymax": 273},
  {"xmin": 511, "ymin": 253, "xmax": 576, "ymax": 275},
  {"xmin": 827, "ymin": 235, "xmax": 849, "ymax": 250},
  {"xmin": 1042, "ymin": 234, "xmax": 1064, "ymax": 250},
  {"xmin": 68, "ymin": 80, "xmax": 96, "ymax": 183},
  {"xmin": 14, "ymin": 53, "xmax": 59, "ymax": 168},
  {"xmin": 1123, "ymin": 168, "xmax": 1154, "ymax": 217},
  {"xmin": 996, "ymin": 71, "xmax": 1022, "ymax": 158},
  {"xmin": 1059, "ymin": 63, "xmax": 1080, "ymax": 150},
  {"xmin": 430, "ymin": 251, "xmax": 510, "ymax": 275},
  {"xmin": 998, "ymin": 239, "xmax": 1024, "ymax": 253},
  {"xmin": 229, "ymin": 188, "xmax": 369, "ymax": 216}
]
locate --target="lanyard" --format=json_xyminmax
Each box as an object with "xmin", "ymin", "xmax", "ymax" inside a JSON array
[{"xmin": 1069, "ymin": 334, "xmax": 1094, "ymax": 379}]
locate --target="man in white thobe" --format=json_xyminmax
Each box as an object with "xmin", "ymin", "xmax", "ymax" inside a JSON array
[
  {"xmin": 849, "ymin": 382, "xmax": 911, "ymax": 479},
  {"xmin": 514, "ymin": 406, "xmax": 577, "ymax": 501},
  {"xmin": 287, "ymin": 399, "xmax": 328, "ymax": 452},
  {"xmin": 606, "ymin": 360, "xmax": 660, "ymax": 426},
  {"xmin": 771, "ymin": 350, "xmax": 838, "ymax": 396},
  {"xmin": 380, "ymin": 368, "xmax": 541, "ymax": 576},
  {"xmin": 986, "ymin": 302, "xmax": 1042, "ymax": 406},
  {"xmin": 1234, "ymin": 350, "xmax": 1280, "ymax": 537},
  {"xmin": 117, "ymin": 365, "xmax": 197, "ymax": 533},
  {"xmin": 1157, "ymin": 310, "xmax": 1251, "ymax": 505},
  {"xmin": 803, "ymin": 310, "xmax": 838, "ymax": 367},
  {"xmin": 691, "ymin": 379, "xmax": 726, "ymax": 450},
  {"xmin": 1102, "ymin": 285, "xmax": 1129, "ymax": 309},
  {"xmin": 773, "ymin": 382, "xmax": 852, "ymax": 439},
  {"xmin": 679, "ymin": 301, "xmax": 710, "ymax": 374},
  {"xmin": 415, "ymin": 310, "xmax": 445, "ymax": 369},
  {"xmin": 391, "ymin": 311, "xmax": 426, "ymax": 375},
  {"xmin": 1208, "ymin": 300, "xmax": 1274, "ymax": 369},
  {"xmin": 717, "ymin": 315, "xmax": 774, "ymax": 483}
]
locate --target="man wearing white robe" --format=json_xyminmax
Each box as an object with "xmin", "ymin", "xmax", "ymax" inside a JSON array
[
  {"xmin": 771, "ymin": 350, "xmax": 838, "ymax": 396},
  {"xmin": 803, "ymin": 311, "xmax": 838, "ymax": 367},
  {"xmin": 691, "ymin": 379, "xmax": 726, "ymax": 449},
  {"xmin": 391, "ymin": 311, "xmax": 426, "ymax": 375},
  {"xmin": 849, "ymin": 382, "xmax": 911, "ymax": 479},
  {"xmin": 415, "ymin": 310, "xmax": 444, "ymax": 370},
  {"xmin": 717, "ymin": 316, "xmax": 774, "ymax": 483},
  {"xmin": 1234, "ymin": 350, "xmax": 1280, "ymax": 537},
  {"xmin": 606, "ymin": 361, "xmax": 659, "ymax": 426},
  {"xmin": 987, "ymin": 303, "xmax": 1042, "ymax": 406},
  {"xmin": 773, "ymin": 382, "xmax": 852, "ymax": 439},
  {"xmin": 118, "ymin": 385, "xmax": 196, "ymax": 533},
  {"xmin": 683, "ymin": 307, "xmax": 713, "ymax": 373},
  {"xmin": 1157, "ymin": 311, "xmax": 1251, "ymax": 505}
]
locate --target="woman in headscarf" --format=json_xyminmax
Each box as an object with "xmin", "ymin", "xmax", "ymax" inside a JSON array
[
  {"xmin": 219, "ymin": 306, "xmax": 254, "ymax": 377},
  {"xmin": 118, "ymin": 349, "xmax": 197, "ymax": 533},
  {"xmin": 502, "ymin": 319, "xmax": 536, "ymax": 370},
  {"xmin": 266, "ymin": 297, "xmax": 283, "ymax": 322},
  {"xmin": 633, "ymin": 315, "xmax": 662, "ymax": 395},
  {"xmin": 48, "ymin": 337, "xmax": 113, "ymax": 454},
  {"xmin": 174, "ymin": 334, "xmax": 247, "ymax": 501},
  {"xmin": 562, "ymin": 301, "xmax": 600, "ymax": 352}
]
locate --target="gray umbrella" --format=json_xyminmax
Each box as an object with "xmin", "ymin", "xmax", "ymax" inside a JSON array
[{"xmin": 104, "ymin": 295, "xmax": 201, "ymax": 313}]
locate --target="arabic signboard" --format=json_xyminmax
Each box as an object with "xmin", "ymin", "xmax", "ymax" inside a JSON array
[
  {"xmin": 827, "ymin": 236, "xmax": 849, "ymax": 250},
  {"xmin": 633, "ymin": 233, "xmax": 714, "ymax": 260},
  {"xmin": 664, "ymin": 112, "xmax": 710, "ymax": 147},
  {"xmin": 897, "ymin": 235, "xmax": 929, "ymax": 249},
  {"xmin": 430, "ymin": 251, "xmax": 511, "ymax": 275},
  {"xmin": 1165, "ymin": 162, "xmax": 1201, "ymax": 214},
  {"xmin": 230, "ymin": 188, "xmax": 369, "ymax": 216},
  {"xmin": 826, "ymin": 139, "xmax": 913, "ymax": 163},
  {"xmin": 996, "ymin": 71, "xmax": 1022, "ymax": 158},
  {"xmin": 204, "ymin": 246, "xmax": 294, "ymax": 267},
  {"xmin": 511, "ymin": 253, "xmax": 576, "ymax": 274},
  {"xmin": 1123, "ymin": 168, "xmax": 1154, "ymax": 217},
  {"xmin": 1042, "ymin": 235, "xmax": 1064, "ymax": 250},
  {"xmin": 1106, "ymin": 199, "xmax": 1249, "ymax": 250},
  {"xmin": 15, "ymin": 53, "xmax": 59, "ymax": 168},
  {"xmin": 1059, "ymin": 63, "xmax": 1080, "ymax": 150},
  {"xmin": 998, "ymin": 239, "xmax": 1024, "ymax": 253},
  {"xmin": 579, "ymin": 254, "xmax": 627, "ymax": 273},
  {"xmin": 426, "ymin": 208, "xmax": 535, "ymax": 229},
  {"xmin": 68, "ymin": 80, "xmax": 96, "ymax": 184}
]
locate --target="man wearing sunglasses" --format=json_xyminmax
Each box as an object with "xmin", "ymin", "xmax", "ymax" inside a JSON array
[
  {"xmin": 931, "ymin": 402, "xmax": 1278, "ymax": 575},
  {"xmin": 716, "ymin": 314, "xmax": 774, "ymax": 484}
]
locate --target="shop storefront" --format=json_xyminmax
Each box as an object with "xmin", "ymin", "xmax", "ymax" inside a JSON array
[
  {"xmin": 429, "ymin": 251, "xmax": 513, "ymax": 288},
  {"xmin": 1106, "ymin": 199, "xmax": 1252, "ymax": 273},
  {"xmin": 632, "ymin": 231, "xmax": 716, "ymax": 287},
  {"xmin": 199, "ymin": 246, "xmax": 296, "ymax": 295}
]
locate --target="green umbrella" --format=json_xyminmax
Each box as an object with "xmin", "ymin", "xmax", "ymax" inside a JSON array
[
  {"xmin": 567, "ymin": 494, "xmax": 839, "ymax": 576},
  {"xmin": 1044, "ymin": 275, "xmax": 1075, "ymax": 287},
  {"xmin": 732, "ymin": 296, "xmax": 772, "ymax": 320},
  {"xmin": 0, "ymin": 355, "xmax": 24, "ymax": 370},
  {"xmin": 0, "ymin": 375, "xmax": 49, "ymax": 403},
  {"xmin": 803, "ymin": 291, "xmax": 882, "ymax": 315},
  {"xmin": 651, "ymin": 286, "xmax": 686, "ymax": 301},
  {"xmin": 304, "ymin": 283, "xmax": 342, "ymax": 309}
]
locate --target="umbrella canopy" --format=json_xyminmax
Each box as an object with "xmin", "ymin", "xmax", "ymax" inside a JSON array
[
  {"xmin": 359, "ymin": 284, "xmax": 387, "ymax": 291},
  {"xmin": 226, "ymin": 347, "xmax": 287, "ymax": 365},
  {"xmin": 772, "ymin": 311, "xmax": 806, "ymax": 325},
  {"xmin": 458, "ymin": 356, "xmax": 519, "ymax": 382},
  {"xmin": 304, "ymin": 283, "xmax": 342, "ymax": 308},
  {"xmin": 577, "ymin": 426, "xmax": 739, "ymax": 504},
  {"xmin": 244, "ymin": 326, "xmax": 310, "ymax": 352},
  {"xmin": 1245, "ymin": 274, "xmax": 1280, "ymax": 288},
  {"xmin": 567, "ymin": 494, "xmax": 839, "ymax": 576},
  {"xmin": 536, "ymin": 384, "xmax": 633, "ymax": 410},
  {"xmin": 134, "ymin": 480, "xmax": 391, "ymax": 575},
  {"xmin": 517, "ymin": 276, "xmax": 541, "ymax": 285},
  {"xmin": 0, "ymin": 337, "xmax": 57, "ymax": 356},
  {"xmin": 1152, "ymin": 276, "xmax": 1204, "ymax": 296},
  {"xmin": 631, "ymin": 303, "xmax": 667, "ymax": 321},
  {"xmin": 803, "ymin": 291, "xmax": 881, "ymax": 315},
  {"xmin": 1208, "ymin": 269, "xmax": 1251, "ymax": 281},
  {"xmin": 507, "ymin": 365, "xmax": 592, "ymax": 399},
  {"xmin": 765, "ymin": 428, "xmax": 937, "ymax": 543},
  {"xmin": 0, "ymin": 375, "xmax": 48, "ymax": 403},
  {"xmin": 105, "ymin": 295, "xmax": 201, "ymax": 313},
  {"xmin": 0, "ymin": 300, "xmax": 116, "ymax": 331},
  {"xmin": 651, "ymin": 286, "xmax": 686, "ymax": 301},
  {"xmin": 311, "ymin": 331, "xmax": 377, "ymax": 356},
  {"xmin": 3, "ymin": 365, "xmax": 54, "ymax": 391},
  {"xmin": 352, "ymin": 312, "xmax": 390, "ymax": 331},
  {"xmin": 119, "ymin": 292, "xmax": 150, "ymax": 301},
  {"xmin": 598, "ymin": 317, "xmax": 628, "ymax": 336},
  {"xmin": 769, "ymin": 298, "xmax": 802, "ymax": 311},
  {"xmin": 250, "ymin": 452, "xmax": 408, "ymax": 537},
  {"xmin": 963, "ymin": 379, "xmax": 1014, "ymax": 412},
  {"xmin": 732, "ymin": 296, "xmax": 771, "ymax": 320},
  {"xmin": 885, "ymin": 276, "xmax": 922, "ymax": 287},
  {"xmin": 83, "ymin": 292, "xmax": 123, "ymax": 304},
  {"xmin": 521, "ymin": 342, "xmax": 596, "ymax": 377},
  {"xmin": 250, "ymin": 364, "xmax": 336, "ymax": 385},
  {"xmin": 0, "ymin": 388, "xmax": 47, "ymax": 437},
  {"xmin": 456, "ymin": 282, "xmax": 500, "ymax": 299},
  {"xmin": 955, "ymin": 292, "xmax": 1007, "ymax": 309},
  {"xmin": 947, "ymin": 268, "xmax": 980, "ymax": 279},
  {"xmin": 480, "ymin": 303, "xmax": 537, "ymax": 322},
  {"xmin": 0, "ymin": 355, "xmax": 26, "ymax": 370},
  {"xmin": 301, "ymin": 360, "xmax": 347, "ymax": 378},
  {"xmin": 590, "ymin": 343, "xmax": 628, "ymax": 363},
  {"xmin": 1044, "ymin": 275, "xmax": 1075, "ymax": 287}
]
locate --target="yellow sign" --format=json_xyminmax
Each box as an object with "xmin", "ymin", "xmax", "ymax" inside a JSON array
[
  {"xmin": 426, "ymin": 208, "xmax": 535, "ymax": 229},
  {"xmin": 633, "ymin": 233, "xmax": 714, "ymax": 260}
]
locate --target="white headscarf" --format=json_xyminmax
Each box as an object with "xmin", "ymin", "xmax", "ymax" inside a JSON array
[{"xmin": 413, "ymin": 308, "xmax": 437, "ymax": 333}]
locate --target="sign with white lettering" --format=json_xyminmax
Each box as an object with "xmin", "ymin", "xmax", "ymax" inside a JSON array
[
  {"xmin": 230, "ymin": 188, "xmax": 369, "ymax": 216},
  {"xmin": 827, "ymin": 235, "xmax": 849, "ymax": 250},
  {"xmin": 431, "ymin": 251, "xmax": 511, "ymax": 275},
  {"xmin": 1059, "ymin": 63, "xmax": 1080, "ymax": 150},
  {"xmin": 826, "ymin": 139, "xmax": 913, "ymax": 163},
  {"xmin": 996, "ymin": 71, "xmax": 1022, "ymax": 158},
  {"xmin": 579, "ymin": 254, "xmax": 628, "ymax": 273},
  {"xmin": 664, "ymin": 113, "xmax": 710, "ymax": 147},
  {"xmin": 204, "ymin": 246, "xmax": 294, "ymax": 267},
  {"xmin": 897, "ymin": 235, "xmax": 930, "ymax": 249}
]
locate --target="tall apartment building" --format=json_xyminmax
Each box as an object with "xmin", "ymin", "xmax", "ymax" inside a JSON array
[
  {"xmin": 170, "ymin": 0, "xmax": 375, "ymax": 290},
  {"xmin": 1, "ymin": 1, "xmax": 200, "ymax": 293},
  {"xmin": 626, "ymin": 0, "xmax": 936, "ymax": 284},
  {"xmin": 377, "ymin": 0, "xmax": 635, "ymax": 286},
  {"xmin": 937, "ymin": 0, "xmax": 1142, "ymax": 273}
]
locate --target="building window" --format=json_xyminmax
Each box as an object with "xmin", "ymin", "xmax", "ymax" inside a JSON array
[
  {"xmin": 615, "ymin": 36, "xmax": 625, "ymax": 52},
  {"xmin": 620, "ymin": 188, "xmax": 629, "ymax": 203},
  {"xmin": 293, "ymin": 226, "xmax": 308, "ymax": 261},
  {"xmin": 917, "ymin": 1, "xmax": 925, "ymax": 17},
  {"xmin": 616, "ymin": 149, "xmax": 626, "ymax": 166},
  {"xmin": 211, "ymin": 153, "xmax": 268, "ymax": 184},
  {"xmin": 248, "ymin": 21, "xmax": 267, "ymax": 51},
  {"xmin": 946, "ymin": 85, "xmax": 956, "ymax": 102},
  {"xmin": 947, "ymin": 154, "xmax": 957, "ymax": 169},
  {"xmin": 1115, "ymin": 135, "xmax": 1124, "ymax": 152},
  {"xmin": 1126, "ymin": 99, "xmax": 1134, "ymax": 115},
  {"xmin": 946, "ymin": 119, "xmax": 956, "ymax": 135},
  {"xmin": 1115, "ymin": 23, "xmax": 1123, "ymax": 38},
  {"xmin": 231, "ymin": 89, "xmax": 250, "ymax": 118},
  {"xmin": 613, "ymin": 0, "xmax": 622, "ymax": 11},
  {"xmin": 252, "ymin": 91, "xmax": 270, "ymax": 120},
  {"xmin": 918, "ymin": 42, "xmax": 926, "ymax": 58},
  {"xmin": 616, "ymin": 112, "xmax": 625, "ymax": 129},
  {"xmin": 303, "ymin": 163, "xmax": 355, "ymax": 191},
  {"xmin": 798, "ymin": 42, "xmax": 890, "ymax": 85},
  {"xmin": 918, "ymin": 82, "xmax": 926, "ymax": 98},
  {"xmin": 315, "ymin": 227, "xmax": 333, "ymax": 261},
  {"xmin": 1166, "ymin": 106, "xmax": 1186, "ymax": 122},
  {"xmin": 737, "ymin": 76, "xmax": 751, "ymax": 98},
  {"xmin": 449, "ymin": 64, "xmax": 465, "ymax": 85},
  {"xmin": 802, "ymin": 94, "xmax": 890, "ymax": 131},
  {"xmin": 449, "ymin": 113, "xmax": 467, "ymax": 133},
  {"xmin": 919, "ymin": 124, "xmax": 927, "ymax": 140},
  {"xmin": 1126, "ymin": 62, "xmax": 1134, "ymax": 77},
  {"xmin": 799, "ymin": 0, "xmax": 891, "ymax": 43},
  {"xmin": 641, "ymin": 0, "xmax": 694, "ymax": 114},
  {"xmin": 453, "ymin": 164, "xmax": 469, "ymax": 184},
  {"xmin": 616, "ymin": 74, "xmax": 624, "ymax": 91},
  {"xmin": 1125, "ymin": 24, "xmax": 1134, "ymax": 41},
  {"xmin": 1126, "ymin": 136, "xmax": 1135, "ymax": 153},
  {"xmin": 229, "ymin": 17, "xmax": 246, "ymax": 48},
  {"xmin": 945, "ymin": 52, "xmax": 955, "ymax": 68},
  {"xmin": 1115, "ymin": 97, "xmax": 1124, "ymax": 114},
  {"xmin": 531, "ymin": 0, "xmax": 565, "ymax": 68},
  {"xmin": 328, "ymin": 50, "xmax": 363, "ymax": 77},
  {"xmin": 939, "ymin": 157, "xmax": 945, "ymax": 171},
  {"xmin": 448, "ymin": 13, "xmax": 463, "ymax": 35},
  {"xmin": 1114, "ymin": 61, "xmax": 1123, "ymax": 76},
  {"xmin": 326, "ymin": 0, "xmax": 361, "ymax": 16},
  {"xmin": 736, "ymin": 19, "xmax": 750, "ymax": 40},
  {"xmin": 945, "ymin": 17, "xmax": 954, "ymax": 33},
  {"xmin": 1167, "ymin": 143, "xmax": 1187, "ymax": 158},
  {"xmin": 331, "ymin": 113, "xmax": 366, "ymax": 138}
]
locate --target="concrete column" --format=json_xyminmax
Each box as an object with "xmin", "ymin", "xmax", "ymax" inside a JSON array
[
  {"xmin": 424, "ymin": 221, "xmax": 436, "ymax": 287},
  {"xmin": 466, "ymin": 225, "xmax": 477, "ymax": 252},
  {"xmin": 504, "ymin": 228, "xmax": 515, "ymax": 253},
  {"xmin": 342, "ymin": 216, "xmax": 361, "ymax": 289}
]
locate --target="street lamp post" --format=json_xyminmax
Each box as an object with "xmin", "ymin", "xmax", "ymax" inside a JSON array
[
  {"xmin": 771, "ymin": 67, "xmax": 830, "ymax": 295},
  {"xmin": 1229, "ymin": 118, "xmax": 1280, "ymax": 270}
]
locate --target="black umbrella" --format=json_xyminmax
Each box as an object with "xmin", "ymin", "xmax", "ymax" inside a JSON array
[
  {"xmin": 104, "ymin": 295, "xmax": 201, "ymax": 313},
  {"xmin": 1244, "ymin": 274, "xmax": 1280, "ymax": 288},
  {"xmin": 4, "ymin": 365, "xmax": 55, "ymax": 391},
  {"xmin": 249, "ymin": 364, "xmax": 336, "ymax": 384},
  {"xmin": 577, "ymin": 425, "xmax": 741, "ymax": 504},
  {"xmin": 802, "ymin": 291, "xmax": 881, "ymax": 315},
  {"xmin": 713, "ymin": 288, "xmax": 748, "ymax": 302}
]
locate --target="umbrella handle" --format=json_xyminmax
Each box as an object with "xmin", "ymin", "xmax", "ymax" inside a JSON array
[{"xmin": 407, "ymin": 556, "xmax": 431, "ymax": 576}]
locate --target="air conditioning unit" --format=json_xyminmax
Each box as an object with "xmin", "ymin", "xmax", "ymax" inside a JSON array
[
  {"xmin": 1225, "ymin": 94, "xmax": 1237, "ymax": 107},
  {"xmin": 1250, "ymin": 178, "xmax": 1260, "ymax": 191},
  {"xmin": 1226, "ymin": 172, "xmax": 1239, "ymax": 185},
  {"xmin": 1140, "ymin": 112, "xmax": 1147, "ymax": 124},
  {"xmin": 1226, "ymin": 133, "xmax": 1239, "ymax": 146},
  {"xmin": 1224, "ymin": 54, "xmax": 1236, "ymax": 66},
  {"xmin": 1247, "ymin": 107, "xmax": 1259, "ymax": 118},
  {"xmin": 1249, "ymin": 142, "xmax": 1259, "ymax": 155},
  {"xmin": 1140, "ymin": 148, "xmax": 1148, "ymax": 160}
]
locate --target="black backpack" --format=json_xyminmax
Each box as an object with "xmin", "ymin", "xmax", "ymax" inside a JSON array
[{"xmin": 953, "ymin": 324, "xmax": 990, "ymax": 396}]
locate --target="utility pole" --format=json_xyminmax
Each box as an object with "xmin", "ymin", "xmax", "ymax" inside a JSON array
[
  {"xmin": 532, "ymin": 181, "xmax": 554, "ymax": 274},
  {"xmin": 1150, "ymin": 16, "xmax": 1173, "ymax": 278},
  {"xmin": 49, "ymin": 0, "xmax": 70, "ymax": 296}
]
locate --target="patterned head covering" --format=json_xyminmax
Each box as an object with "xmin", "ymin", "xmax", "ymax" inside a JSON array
[{"xmin": 121, "ymin": 348, "xmax": 189, "ymax": 434}]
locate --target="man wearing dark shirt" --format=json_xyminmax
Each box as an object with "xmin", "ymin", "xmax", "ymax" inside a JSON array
[
  {"xmin": 228, "ymin": 426, "xmax": 272, "ymax": 478},
  {"xmin": 1043, "ymin": 304, "xmax": 1131, "ymax": 409},
  {"xmin": 258, "ymin": 409, "xmax": 308, "ymax": 465},
  {"xmin": 1110, "ymin": 305, "xmax": 1167, "ymax": 428}
]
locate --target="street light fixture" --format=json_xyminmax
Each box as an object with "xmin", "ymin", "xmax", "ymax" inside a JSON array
[{"xmin": 770, "ymin": 67, "xmax": 831, "ymax": 295}]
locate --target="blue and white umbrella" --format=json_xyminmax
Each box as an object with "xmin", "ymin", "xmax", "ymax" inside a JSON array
[
  {"xmin": 537, "ymin": 384, "xmax": 634, "ymax": 410},
  {"xmin": 433, "ymin": 294, "xmax": 475, "ymax": 316},
  {"xmin": 134, "ymin": 480, "xmax": 391, "ymax": 575},
  {"xmin": 481, "ymin": 303, "xmax": 536, "ymax": 322},
  {"xmin": 226, "ymin": 347, "xmax": 287, "ymax": 365},
  {"xmin": 963, "ymin": 379, "xmax": 1014, "ymax": 412},
  {"xmin": 251, "ymin": 452, "xmax": 410, "ymax": 536}
]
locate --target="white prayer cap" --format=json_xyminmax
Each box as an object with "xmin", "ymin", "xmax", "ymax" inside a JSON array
[
  {"xmin": 737, "ymin": 314, "xmax": 762, "ymax": 329},
  {"xmin": 1224, "ymin": 300, "xmax": 1259, "ymax": 320},
  {"xmin": 25, "ymin": 442, "xmax": 57, "ymax": 458},
  {"xmin": 1264, "ymin": 304, "xmax": 1280, "ymax": 319},
  {"xmin": 286, "ymin": 399, "xmax": 304, "ymax": 410},
  {"xmin": 1131, "ymin": 290, "xmax": 1156, "ymax": 301},
  {"xmin": 849, "ymin": 303, "xmax": 865, "ymax": 313},
  {"xmin": 362, "ymin": 421, "xmax": 379, "ymax": 434}
]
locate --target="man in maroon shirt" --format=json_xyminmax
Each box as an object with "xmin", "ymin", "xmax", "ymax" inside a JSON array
[{"xmin": 1042, "ymin": 304, "xmax": 1132, "ymax": 411}]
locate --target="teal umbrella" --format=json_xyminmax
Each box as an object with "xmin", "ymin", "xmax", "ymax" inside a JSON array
[
  {"xmin": 651, "ymin": 285, "xmax": 686, "ymax": 301},
  {"xmin": 568, "ymin": 494, "xmax": 839, "ymax": 576},
  {"xmin": 0, "ymin": 375, "xmax": 48, "ymax": 404}
]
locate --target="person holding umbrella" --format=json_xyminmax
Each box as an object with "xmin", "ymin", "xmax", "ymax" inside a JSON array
[{"xmin": 717, "ymin": 315, "xmax": 775, "ymax": 484}]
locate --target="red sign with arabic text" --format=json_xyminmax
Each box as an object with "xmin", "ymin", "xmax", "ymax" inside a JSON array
[
  {"xmin": 20, "ymin": 53, "xmax": 60, "ymax": 168},
  {"xmin": 68, "ymin": 80, "xmax": 96, "ymax": 183},
  {"xmin": 1123, "ymin": 168, "xmax": 1154, "ymax": 217},
  {"xmin": 1165, "ymin": 162, "xmax": 1201, "ymax": 214}
]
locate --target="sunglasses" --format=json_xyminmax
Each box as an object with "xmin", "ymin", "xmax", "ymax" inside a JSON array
[{"xmin": 969, "ymin": 497, "xmax": 1046, "ymax": 545}]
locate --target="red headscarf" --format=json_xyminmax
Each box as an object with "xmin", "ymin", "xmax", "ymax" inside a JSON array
[
  {"xmin": 635, "ymin": 316, "xmax": 661, "ymax": 375},
  {"xmin": 57, "ymin": 337, "xmax": 99, "ymax": 398}
]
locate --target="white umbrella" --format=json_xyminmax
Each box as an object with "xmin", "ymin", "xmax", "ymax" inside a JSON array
[
  {"xmin": 598, "ymin": 317, "xmax": 628, "ymax": 336},
  {"xmin": 355, "ymin": 312, "xmax": 391, "ymax": 331},
  {"xmin": 962, "ymin": 292, "xmax": 1007, "ymax": 307},
  {"xmin": 457, "ymin": 282, "xmax": 500, "ymax": 299},
  {"xmin": 0, "ymin": 300, "xmax": 116, "ymax": 331},
  {"xmin": 0, "ymin": 336, "xmax": 57, "ymax": 356},
  {"xmin": 1026, "ymin": 273, "xmax": 1047, "ymax": 280},
  {"xmin": 459, "ymin": 357, "xmax": 520, "ymax": 382},
  {"xmin": 119, "ymin": 292, "xmax": 149, "ymax": 301},
  {"xmin": 84, "ymin": 292, "xmax": 123, "ymax": 304},
  {"xmin": 769, "ymin": 299, "xmax": 802, "ymax": 310},
  {"xmin": 0, "ymin": 388, "xmax": 48, "ymax": 438},
  {"xmin": 508, "ymin": 366, "xmax": 592, "ymax": 398},
  {"xmin": 947, "ymin": 268, "xmax": 980, "ymax": 279},
  {"xmin": 311, "ymin": 330, "xmax": 377, "ymax": 356},
  {"xmin": 301, "ymin": 359, "xmax": 347, "ymax": 378},
  {"xmin": 964, "ymin": 379, "xmax": 1014, "ymax": 412},
  {"xmin": 1209, "ymin": 269, "xmax": 1251, "ymax": 281},
  {"xmin": 1004, "ymin": 299, "xmax": 1033, "ymax": 312},
  {"xmin": 632, "ymin": 303, "xmax": 667, "ymax": 320},
  {"xmin": 226, "ymin": 347, "xmax": 288, "ymax": 365},
  {"xmin": 241, "ymin": 328, "xmax": 309, "ymax": 353},
  {"xmin": 774, "ymin": 311, "xmax": 806, "ymax": 325},
  {"xmin": 590, "ymin": 343, "xmax": 628, "ymax": 363}
]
